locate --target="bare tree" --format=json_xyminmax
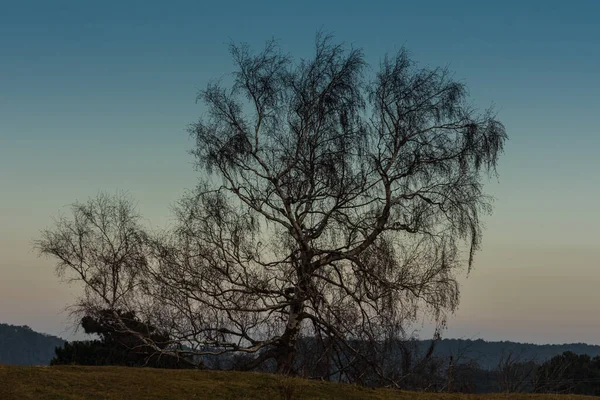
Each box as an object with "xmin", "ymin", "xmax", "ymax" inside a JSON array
[
  {"xmin": 496, "ymin": 350, "xmax": 537, "ymax": 393},
  {"xmin": 149, "ymin": 32, "xmax": 506, "ymax": 375},
  {"xmin": 36, "ymin": 192, "xmax": 147, "ymax": 317},
  {"xmin": 38, "ymin": 33, "xmax": 507, "ymax": 379},
  {"xmin": 36, "ymin": 193, "xmax": 194, "ymax": 366}
]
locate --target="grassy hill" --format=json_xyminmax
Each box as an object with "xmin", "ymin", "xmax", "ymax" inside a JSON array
[{"xmin": 1, "ymin": 365, "xmax": 598, "ymax": 400}]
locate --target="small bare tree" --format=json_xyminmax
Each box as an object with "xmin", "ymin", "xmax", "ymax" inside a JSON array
[
  {"xmin": 496, "ymin": 350, "xmax": 537, "ymax": 393},
  {"xmin": 36, "ymin": 192, "xmax": 147, "ymax": 317},
  {"xmin": 38, "ymin": 33, "xmax": 507, "ymax": 379},
  {"xmin": 36, "ymin": 193, "xmax": 192, "ymax": 365}
]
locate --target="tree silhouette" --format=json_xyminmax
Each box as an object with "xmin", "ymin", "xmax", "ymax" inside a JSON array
[
  {"xmin": 38, "ymin": 32, "xmax": 506, "ymax": 380},
  {"xmin": 52, "ymin": 309, "xmax": 195, "ymax": 368}
]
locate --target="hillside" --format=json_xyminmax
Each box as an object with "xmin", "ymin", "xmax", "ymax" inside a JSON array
[
  {"xmin": 0, "ymin": 365, "xmax": 598, "ymax": 400},
  {"xmin": 2, "ymin": 321, "xmax": 600, "ymax": 370},
  {"xmin": 0, "ymin": 323, "xmax": 65, "ymax": 365},
  {"xmin": 420, "ymin": 339, "xmax": 600, "ymax": 370}
]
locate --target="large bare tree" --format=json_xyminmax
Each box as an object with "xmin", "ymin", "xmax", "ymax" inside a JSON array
[{"xmin": 38, "ymin": 33, "xmax": 507, "ymax": 379}]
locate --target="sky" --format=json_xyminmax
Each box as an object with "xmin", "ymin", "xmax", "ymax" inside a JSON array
[{"xmin": 1, "ymin": 0, "xmax": 599, "ymax": 344}]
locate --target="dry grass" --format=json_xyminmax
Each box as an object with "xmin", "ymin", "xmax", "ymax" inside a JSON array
[{"xmin": 0, "ymin": 365, "xmax": 598, "ymax": 400}]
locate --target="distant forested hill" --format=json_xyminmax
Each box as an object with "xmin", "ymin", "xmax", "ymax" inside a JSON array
[
  {"xmin": 0, "ymin": 323, "xmax": 65, "ymax": 365},
  {"xmin": 2, "ymin": 322, "xmax": 600, "ymax": 370},
  {"xmin": 420, "ymin": 338, "xmax": 600, "ymax": 369}
]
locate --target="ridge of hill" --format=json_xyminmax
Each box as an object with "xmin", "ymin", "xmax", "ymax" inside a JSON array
[
  {"xmin": 0, "ymin": 323, "xmax": 65, "ymax": 366},
  {"xmin": 3, "ymin": 321, "xmax": 600, "ymax": 370},
  {"xmin": 419, "ymin": 339, "xmax": 600, "ymax": 369}
]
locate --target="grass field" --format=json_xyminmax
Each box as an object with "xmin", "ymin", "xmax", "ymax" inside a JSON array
[{"xmin": 1, "ymin": 365, "xmax": 598, "ymax": 400}]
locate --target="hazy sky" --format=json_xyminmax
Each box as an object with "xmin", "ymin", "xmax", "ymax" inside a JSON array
[{"xmin": 1, "ymin": 0, "xmax": 599, "ymax": 343}]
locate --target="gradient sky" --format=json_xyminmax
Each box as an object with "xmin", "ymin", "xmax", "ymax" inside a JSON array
[{"xmin": 1, "ymin": 0, "xmax": 599, "ymax": 343}]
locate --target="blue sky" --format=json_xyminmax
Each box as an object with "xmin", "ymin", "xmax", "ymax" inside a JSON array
[{"xmin": 1, "ymin": 0, "xmax": 599, "ymax": 342}]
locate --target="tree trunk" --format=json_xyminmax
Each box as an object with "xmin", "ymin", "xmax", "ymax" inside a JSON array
[
  {"xmin": 276, "ymin": 300, "xmax": 303, "ymax": 374},
  {"xmin": 276, "ymin": 253, "xmax": 311, "ymax": 374}
]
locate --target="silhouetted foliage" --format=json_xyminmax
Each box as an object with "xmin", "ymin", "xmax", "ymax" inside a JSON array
[
  {"xmin": 51, "ymin": 310, "xmax": 196, "ymax": 369},
  {"xmin": 534, "ymin": 351, "xmax": 600, "ymax": 395}
]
